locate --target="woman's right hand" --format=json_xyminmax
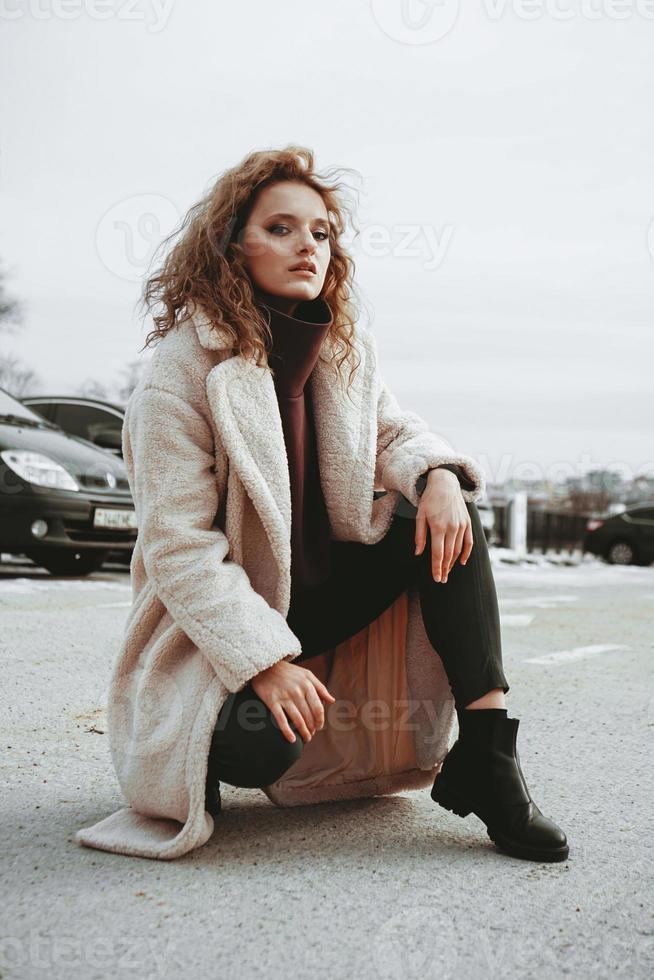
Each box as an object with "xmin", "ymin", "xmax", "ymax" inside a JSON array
[{"xmin": 250, "ymin": 660, "xmax": 336, "ymax": 744}]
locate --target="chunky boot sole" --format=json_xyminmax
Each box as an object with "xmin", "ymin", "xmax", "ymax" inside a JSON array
[
  {"xmin": 432, "ymin": 779, "xmax": 570, "ymax": 862},
  {"xmin": 486, "ymin": 825, "xmax": 569, "ymax": 863},
  {"xmin": 431, "ymin": 781, "xmax": 473, "ymax": 818}
]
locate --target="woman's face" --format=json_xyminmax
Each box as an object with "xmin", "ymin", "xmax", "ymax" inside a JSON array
[{"xmin": 239, "ymin": 180, "xmax": 331, "ymax": 315}]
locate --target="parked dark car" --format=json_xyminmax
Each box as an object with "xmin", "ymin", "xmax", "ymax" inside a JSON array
[
  {"xmin": 21, "ymin": 395, "xmax": 126, "ymax": 458},
  {"xmin": 0, "ymin": 387, "xmax": 136, "ymax": 576},
  {"xmin": 583, "ymin": 505, "xmax": 654, "ymax": 565}
]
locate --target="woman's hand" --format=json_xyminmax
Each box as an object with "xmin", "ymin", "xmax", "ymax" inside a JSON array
[
  {"xmin": 414, "ymin": 469, "xmax": 473, "ymax": 583},
  {"xmin": 250, "ymin": 660, "xmax": 336, "ymax": 744}
]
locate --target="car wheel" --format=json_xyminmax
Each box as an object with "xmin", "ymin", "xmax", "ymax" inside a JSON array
[
  {"xmin": 25, "ymin": 548, "xmax": 110, "ymax": 577},
  {"xmin": 606, "ymin": 540, "xmax": 636, "ymax": 565}
]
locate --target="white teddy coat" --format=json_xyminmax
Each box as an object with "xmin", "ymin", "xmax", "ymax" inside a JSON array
[{"xmin": 75, "ymin": 302, "xmax": 486, "ymax": 861}]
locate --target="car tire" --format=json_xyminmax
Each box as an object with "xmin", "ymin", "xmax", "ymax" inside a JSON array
[
  {"xmin": 606, "ymin": 540, "xmax": 636, "ymax": 565},
  {"xmin": 25, "ymin": 548, "xmax": 110, "ymax": 577}
]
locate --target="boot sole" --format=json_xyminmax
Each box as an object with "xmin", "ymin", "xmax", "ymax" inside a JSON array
[
  {"xmin": 432, "ymin": 782, "xmax": 569, "ymax": 862},
  {"xmin": 486, "ymin": 827, "xmax": 569, "ymax": 862},
  {"xmin": 431, "ymin": 782, "xmax": 473, "ymax": 818}
]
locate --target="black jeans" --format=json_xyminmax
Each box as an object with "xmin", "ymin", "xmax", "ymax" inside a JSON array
[{"xmin": 205, "ymin": 497, "xmax": 509, "ymax": 795}]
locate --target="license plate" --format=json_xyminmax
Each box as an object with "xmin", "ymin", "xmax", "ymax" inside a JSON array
[{"xmin": 93, "ymin": 508, "xmax": 137, "ymax": 530}]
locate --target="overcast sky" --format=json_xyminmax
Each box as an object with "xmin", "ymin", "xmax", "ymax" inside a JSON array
[{"xmin": 1, "ymin": 1, "xmax": 653, "ymax": 486}]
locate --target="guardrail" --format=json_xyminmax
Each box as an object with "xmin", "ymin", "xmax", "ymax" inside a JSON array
[{"xmin": 493, "ymin": 505, "xmax": 589, "ymax": 555}]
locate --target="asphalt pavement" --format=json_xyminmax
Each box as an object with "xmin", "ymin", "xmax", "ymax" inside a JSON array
[{"xmin": 1, "ymin": 551, "xmax": 652, "ymax": 979}]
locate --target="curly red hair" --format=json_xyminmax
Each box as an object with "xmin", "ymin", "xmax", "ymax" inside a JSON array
[{"xmin": 138, "ymin": 144, "xmax": 370, "ymax": 392}]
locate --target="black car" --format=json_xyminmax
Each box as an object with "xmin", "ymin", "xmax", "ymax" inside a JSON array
[
  {"xmin": 583, "ymin": 505, "xmax": 654, "ymax": 566},
  {"xmin": 0, "ymin": 386, "xmax": 136, "ymax": 576},
  {"xmin": 21, "ymin": 395, "xmax": 126, "ymax": 458}
]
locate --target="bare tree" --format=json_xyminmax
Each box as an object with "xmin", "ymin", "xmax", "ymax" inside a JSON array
[
  {"xmin": 1, "ymin": 262, "xmax": 150, "ymax": 401},
  {"xmin": 0, "ymin": 261, "xmax": 23, "ymax": 333},
  {"xmin": 0, "ymin": 262, "xmax": 43, "ymax": 395},
  {"xmin": 116, "ymin": 358, "xmax": 147, "ymax": 402},
  {"xmin": 72, "ymin": 357, "xmax": 147, "ymax": 405},
  {"xmin": 75, "ymin": 378, "xmax": 111, "ymax": 400},
  {"xmin": 0, "ymin": 353, "xmax": 42, "ymax": 397}
]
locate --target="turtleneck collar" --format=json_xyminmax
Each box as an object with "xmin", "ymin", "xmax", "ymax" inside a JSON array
[{"xmin": 257, "ymin": 295, "xmax": 334, "ymax": 399}]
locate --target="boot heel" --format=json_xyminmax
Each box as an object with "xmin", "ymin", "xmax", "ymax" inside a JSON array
[{"xmin": 431, "ymin": 780, "xmax": 472, "ymax": 818}]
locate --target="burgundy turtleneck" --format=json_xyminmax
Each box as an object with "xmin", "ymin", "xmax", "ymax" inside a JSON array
[
  {"xmin": 257, "ymin": 293, "xmax": 476, "ymax": 597},
  {"xmin": 258, "ymin": 294, "xmax": 335, "ymax": 598}
]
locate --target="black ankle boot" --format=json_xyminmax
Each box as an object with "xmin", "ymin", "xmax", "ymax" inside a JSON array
[
  {"xmin": 205, "ymin": 774, "xmax": 222, "ymax": 818},
  {"xmin": 431, "ymin": 707, "xmax": 569, "ymax": 862},
  {"xmin": 206, "ymin": 781, "xmax": 222, "ymax": 818}
]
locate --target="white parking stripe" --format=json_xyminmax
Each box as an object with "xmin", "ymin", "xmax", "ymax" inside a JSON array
[
  {"xmin": 499, "ymin": 595, "xmax": 578, "ymax": 608},
  {"xmin": 0, "ymin": 579, "xmax": 130, "ymax": 595},
  {"xmin": 525, "ymin": 644, "xmax": 630, "ymax": 665},
  {"xmin": 500, "ymin": 613, "xmax": 534, "ymax": 627}
]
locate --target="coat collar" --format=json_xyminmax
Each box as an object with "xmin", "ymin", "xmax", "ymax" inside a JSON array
[{"xmin": 189, "ymin": 302, "xmax": 377, "ymax": 609}]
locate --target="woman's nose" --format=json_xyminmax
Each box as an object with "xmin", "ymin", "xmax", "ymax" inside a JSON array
[{"xmin": 297, "ymin": 229, "xmax": 317, "ymax": 253}]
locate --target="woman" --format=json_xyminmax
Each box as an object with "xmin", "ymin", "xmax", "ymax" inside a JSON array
[{"xmin": 76, "ymin": 146, "xmax": 568, "ymax": 863}]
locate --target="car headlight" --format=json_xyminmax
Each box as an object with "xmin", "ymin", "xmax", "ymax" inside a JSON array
[{"xmin": 0, "ymin": 450, "xmax": 80, "ymax": 491}]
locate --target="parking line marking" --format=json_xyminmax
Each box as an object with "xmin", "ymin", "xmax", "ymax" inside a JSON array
[
  {"xmin": 499, "ymin": 595, "xmax": 578, "ymax": 609},
  {"xmin": 500, "ymin": 613, "xmax": 534, "ymax": 627},
  {"xmin": 525, "ymin": 643, "xmax": 630, "ymax": 665}
]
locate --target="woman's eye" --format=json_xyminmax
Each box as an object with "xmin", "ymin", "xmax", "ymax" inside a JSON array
[{"xmin": 267, "ymin": 224, "xmax": 329, "ymax": 241}]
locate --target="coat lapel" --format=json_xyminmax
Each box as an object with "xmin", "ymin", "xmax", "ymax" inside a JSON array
[
  {"xmin": 191, "ymin": 302, "xmax": 377, "ymax": 597},
  {"xmin": 206, "ymin": 355, "xmax": 293, "ymax": 595}
]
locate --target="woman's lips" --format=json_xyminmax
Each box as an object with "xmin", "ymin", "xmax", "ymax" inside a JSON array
[{"xmin": 290, "ymin": 268, "xmax": 316, "ymax": 275}]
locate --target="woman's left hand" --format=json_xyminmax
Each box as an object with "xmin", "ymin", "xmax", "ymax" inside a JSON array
[{"xmin": 414, "ymin": 469, "xmax": 473, "ymax": 583}]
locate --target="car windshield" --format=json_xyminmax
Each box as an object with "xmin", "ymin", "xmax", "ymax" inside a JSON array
[{"xmin": 0, "ymin": 388, "xmax": 56, "ymax": 425}]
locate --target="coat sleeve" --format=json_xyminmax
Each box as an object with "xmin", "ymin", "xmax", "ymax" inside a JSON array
[
  {"xmin": 123, "ymin": 383, "xmax": 302, "ymax": 693},
  {"xmin": 369, "ymin": 333, "xmax": 486, "ymax": 508}
]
